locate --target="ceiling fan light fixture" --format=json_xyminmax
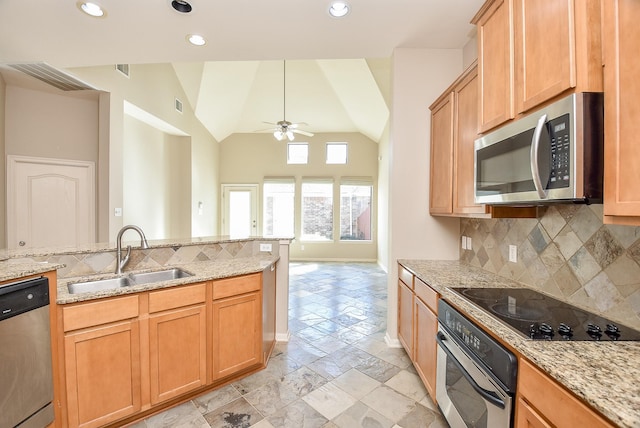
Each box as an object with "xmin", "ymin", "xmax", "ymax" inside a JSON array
[
  {"xmin": 286, "ymin": 131, "xmax": 295, "ymax": 141},
  {"xmin": 329, "ymin": 1, "xmax": 350, "ymax": 18},
  {"xmin": 274, "ymin": 130, "xmax": 284, "ymax": 141}
]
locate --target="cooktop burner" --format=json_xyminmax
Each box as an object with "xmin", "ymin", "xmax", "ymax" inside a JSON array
[{"xmin": 450, "ymin": 287, "xmax": 640, "ymax": 341}]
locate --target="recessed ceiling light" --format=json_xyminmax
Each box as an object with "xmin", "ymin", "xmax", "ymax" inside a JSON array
[
  {"xmin": 171, "ymin": 0, "xmax": 192, "ymax": 13},
  {"xmin": 187, "ymin": 34, "xmax": 206, "ymax": 46},
  {"xmin": 77, "ymin": 1, "xmax": 106, "ymax": 17},
  {"xmin": 329, "ymin": 1, "xmax": 350, "ymax": 18}
]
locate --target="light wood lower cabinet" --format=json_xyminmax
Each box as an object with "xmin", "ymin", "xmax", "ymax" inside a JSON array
[
  {"xmin": 516, "ymin": 358, "xmax": 613, "ymax": 428},
  {"xmin": 148, "ymin": 284, "xmax": 207, "ymax": 405},
  {"xmin": 62, "ymin": 296, "xmax": 141, "ymax": 428},
  {"xmin": 397, "ymin": 264, "xmax": 439, "ymax": 403},
  {"xmin": 212, "ymin": 274, "xmax": 262, "ymax": 381}
]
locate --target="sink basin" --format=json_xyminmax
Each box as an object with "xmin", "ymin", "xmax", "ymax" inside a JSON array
[
  {"xmin": 67, "ymin": 276, "xmax": 132, "ymax": 294},
  {"xmin": 128, "ymin": 268, "xmax": 193, "ymax": 285},
  {"xmin": 67, "ymin": 268, "xmax": 193, "ymax": 294}
]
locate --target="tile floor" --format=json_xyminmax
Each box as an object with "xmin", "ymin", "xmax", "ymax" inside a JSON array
[{"xmin": 130, "ymin": 262, "xmax": 447, "ymax": 428}]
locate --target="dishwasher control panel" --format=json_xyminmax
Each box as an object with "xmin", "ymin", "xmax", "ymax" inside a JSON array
[{"xmin": 0, "ymin": 277, "xmax": 49, "ymax": 321}]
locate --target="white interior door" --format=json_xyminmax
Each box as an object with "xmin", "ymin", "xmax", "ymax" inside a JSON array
[
  {"xmin": 222, "ymin": 185, "xmax": 258, "ymax": 237},
  {"xmin": 7, "ymin": 155, "xmax": 95, "ymax": 249}
]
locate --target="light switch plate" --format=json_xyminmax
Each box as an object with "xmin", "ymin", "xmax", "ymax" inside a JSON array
[
  {"xmin": 260, "ymin": 243, "xmax": 272, "ymax": 252},
  {"xmin": 467, "ymin": 236, "xmax": 472, "ymax": 251},
  {"xmin": 509, "ymin": 245, "xmax": 518, "ymax": 263},
  {"xmin": 461, "ymin": 236, "xmax": 467, "ymax": 250}
]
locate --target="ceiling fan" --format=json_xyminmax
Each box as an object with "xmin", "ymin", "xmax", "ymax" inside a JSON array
[{"xmin": 262, "ymin": 60, "xmax": 314, "ymax": 141}]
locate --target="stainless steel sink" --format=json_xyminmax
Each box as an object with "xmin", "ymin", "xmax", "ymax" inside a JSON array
[
  {"xmin": 128, "ymin": 268, "xmax": 193, "ymax": 285},
  {"xmin": 67, "ymin": 276, "xmax": 132, "ymax": 294},
  {"xmin": 67, "ymin": 268, "xmax": 193, "ymax": 294}
]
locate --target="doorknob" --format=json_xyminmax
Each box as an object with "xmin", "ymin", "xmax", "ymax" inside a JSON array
[{"xmin": 19, "ymin": 241, "xmax": 26, "ymax": 246}]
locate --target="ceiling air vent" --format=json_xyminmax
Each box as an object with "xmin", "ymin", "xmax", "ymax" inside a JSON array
[
  {"xmin": 116, "ymin": 63, "xmax": 130, "ymax": 77},
  {"xmin": 175, "ymin": 98, "xmax": 183, "ymax": 113},
  {"xmin": 7, "ymin": 62, "xmax": 96, "ymax": 91}
]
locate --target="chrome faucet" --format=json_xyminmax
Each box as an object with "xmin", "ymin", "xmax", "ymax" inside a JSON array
[{"xmin": 115, "ymin": 225, "xmax": 149, "ymax": 274}]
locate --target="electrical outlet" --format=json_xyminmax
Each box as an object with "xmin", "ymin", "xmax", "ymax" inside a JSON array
[
  {"xmin": 114, "ymin": 208, "xmax": 122, "ymax": 217},
  {"xmin": 467, "ymin": 237, "xmax": 472, "ymax": 251},
  {"xmin": 461, "ymin": 236, "xmax": 467, "ymax": 250},
  {"xmin": 509, "ymin": 245, "xmax": 518, "ymax": 263},
  {"xmin": 259, "ymin": 243, "xmax": 272, "ymax": 252}
]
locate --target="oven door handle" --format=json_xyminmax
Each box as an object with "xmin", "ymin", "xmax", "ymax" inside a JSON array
[{"xmin": 436, "ymin": 332, "xmax": 506, "ymax": 410}]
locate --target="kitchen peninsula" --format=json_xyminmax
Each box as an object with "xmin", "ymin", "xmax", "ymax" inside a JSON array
[{"xmin": 0, "ymin": 236, "xmax": 290, "ymax": 428}]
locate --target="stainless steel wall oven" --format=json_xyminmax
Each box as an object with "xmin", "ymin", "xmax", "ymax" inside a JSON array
[{"xmin": 436, "ymin": 300, "xmax": 517, "ymax": 428}]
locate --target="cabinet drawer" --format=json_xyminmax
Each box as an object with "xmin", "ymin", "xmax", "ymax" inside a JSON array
[
  {"xmin": 415, "ymin": 278, "xmax": 438, "ymax": 312},
  {"xmin": 213, "ymin": 273, "xmax": 261, "ymax": 300},
  {"xmin": 63, "ymin": 295, "xmax": 139, "ymax": 332},
  {"xmin": 149, "ymin": 283, "xmax": 207, "ymax": 313},
  {"xmin": 518, "ymin": 358, "xmax": 613, "ymax": 428},
  {"xmin": 398, "ymin": 265, "xmax": 414, "ymax": 289}
]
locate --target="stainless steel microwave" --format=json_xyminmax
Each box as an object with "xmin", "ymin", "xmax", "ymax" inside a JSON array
[{"xmin": 474, "ymin": 92, "xmax": 604, "ymax": 205}]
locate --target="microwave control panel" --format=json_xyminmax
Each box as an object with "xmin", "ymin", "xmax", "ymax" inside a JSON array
[{"xmin": 548, "ymin": 113, "xmax": 571, "ymax": 188}]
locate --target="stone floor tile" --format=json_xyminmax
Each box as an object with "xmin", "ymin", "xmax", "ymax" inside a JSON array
[
  {"xmin": 385, "ymin": 370, "xmax": 428, "ymax": 402},
  {"xmin": 145, "ymin": 402, "xmax": 209, "ymax": 428},
  {"xmin": 360, "ymin": 386, "xmax": 416, "ymax": 423},
  {"xmin": 332, "ymin": 402, "xmax": 394, "ymax": 428},
  {"xmin": 301, "ymin": 383, "xmax": 357, "ymax": 420},
  {"xmin": 203, "ymin": 397, "xmax": 263, "ymax": 428},
  {"xmin": 332, "ymin": 369, "xmax": 380, "ymax": 400},
  {"xmin": 194, "ymin": 385, "xmax": 243, "ymax": 414},
  {"xmin": 267, "ymin": 399, "xmax": 328, "ymax": 428}
]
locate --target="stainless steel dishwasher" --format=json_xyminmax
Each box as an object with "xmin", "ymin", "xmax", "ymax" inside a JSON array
[{"xmin": 0, "ymin": 276, "xmax": 54, "ymax": 428}]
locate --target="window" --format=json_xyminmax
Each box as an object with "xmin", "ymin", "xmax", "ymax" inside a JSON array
[
  {"xmin": 287, "ymin": 143, "xmax": 308, "ymax": 164},
  {"xmin": 340, "ymin": 184, "xmax": 372, "ymax": 241},
  {"xmin": 326, "ymin": 143, "xmax": 347, "ymax": 164},
  {"xmin": 263, "ymin": 180, "xmax": 295, "ymax": 237},
  {"xmin": 301, "ymin": 181, "xmax": 333, "ymax": 241}
]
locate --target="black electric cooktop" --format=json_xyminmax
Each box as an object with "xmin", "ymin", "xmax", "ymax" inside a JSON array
[{"xmin": 450, "ymin": 287, "xmax": 640, "ymax": 341}]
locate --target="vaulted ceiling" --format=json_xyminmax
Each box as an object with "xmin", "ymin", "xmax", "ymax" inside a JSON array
[{"xmin": 0, "ymin": 0, "xmax": 483, "ymax": 142}]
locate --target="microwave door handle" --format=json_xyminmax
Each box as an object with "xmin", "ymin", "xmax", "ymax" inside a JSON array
[{"xmin": 530, "ymin": 113, "xmax": 548, "ymax": 199}]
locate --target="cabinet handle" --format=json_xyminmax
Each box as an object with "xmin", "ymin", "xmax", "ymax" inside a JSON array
[{"xmin": 19, "ymin": 241, "xmax": 26, "ymax": 247}]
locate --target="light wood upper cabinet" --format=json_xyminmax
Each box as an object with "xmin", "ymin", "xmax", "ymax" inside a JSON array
[
  {"xmin": 474, "ymin": 0, "xmax": 515, "ymax": 132},
  {"xmin": 514, "ymin": 0, "xmax": 602, "ymax": 114},
  {"xmin": 603, "ymin": 0, "xmax": 640, "ymax": 225},
  {"xmin": 429, "ymin": 92, "xmax": 455, "ymax": 215},
  {"xmin": 474, "ymin": 0, "xmax": 602, "ymax": 132},
  {"xmin": 453, "ymin": 66, "xmax": 485, "ymax": 215}
]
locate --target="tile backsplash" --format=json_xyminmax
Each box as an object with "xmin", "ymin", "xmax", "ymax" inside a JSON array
[{"xmin": 460, "ymin": 204, "xmax": 640, "ymax": 330}]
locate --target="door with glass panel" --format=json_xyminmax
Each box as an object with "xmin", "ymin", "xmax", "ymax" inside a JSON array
[{"xmin": 221, "ymin": 185, "xmax": 258, "ymax": 237}]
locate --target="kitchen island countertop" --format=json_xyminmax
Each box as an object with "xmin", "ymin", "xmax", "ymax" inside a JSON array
[{"xmin": 398, "ymin": 259, "xmax": 640, "ymax": 428}]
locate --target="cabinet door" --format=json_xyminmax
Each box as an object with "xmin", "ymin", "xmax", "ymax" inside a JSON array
[
  {"xmin": 514, "ymin": 0, "xmax": 575, "ymax": 113},
  {"xmin": 414, "ymin": 298, "xmax": 438, "ymax": 402},
  {"xmin": 64, "ymin": 321, "xmax": 141, "ymax": 428},
  {"xmin": 476, "ymin": 0, "xmax": 514, "ymax": 132},
  {"xmin": 397, "ymin": 280, "xmax": 414, "ymax": 357},
  {"xmin": 603, "ymin": 0, "xmax": 640, "ymax": 223},
  {"xmin": 453, "ymin": 65, "xmax": 485, "ymax": 215},
  {"xmin": 212, "ymin": 292, "xmax": 262, "ymax": 380},
  {"xmin": 149, "ymin": 305, "xmax": 207, "ymax": 405},
  {"xmin": 262, "ymin": 264, "xmax": 277, "ymax": 363},
  {"xmin": 516, "ymin": 397, "xmax": 553, "ymax": 428},
  {"xmin": 429, "ymin": 93, "xmax": 454, "ymax": 215}
]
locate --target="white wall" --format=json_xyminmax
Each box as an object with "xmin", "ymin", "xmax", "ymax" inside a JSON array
[
  {"xmin": 377, "ymin": 123, "xmax": 390, "ymax": 271},
  {"xmin": 0, "ymin": 74, "xmax": 5, "ymax": 247},
  {"xmin": 385, "ymin": 48, "xmax": 462, "ymax": 345}
]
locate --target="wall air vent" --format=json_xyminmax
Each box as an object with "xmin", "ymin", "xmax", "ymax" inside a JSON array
[
  {"xmin": 7, "ymin": 62, "xmax": 96, "ymax": 91},
  {"xmin": 116, "ymin": 63, "xmax": 130, "ymax": 77},
  {"xmin": 175, "ymin": 98, "xmax": 183, "ymax": 113}
]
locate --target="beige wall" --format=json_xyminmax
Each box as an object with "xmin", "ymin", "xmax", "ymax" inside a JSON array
[
  {"xmin": 220, "ymin": 132, "xmax": 379, "ymax": 261},
  {"xmin": 385, "ymin": 48, "xmax": 463, "ymax": 345},
  {"xmin": 123, "ymin": 116, "xmax": 191, "ymax": 240},
  {"xmin": 70, "ymin": 64, "xmax": 220, "ymax": 241},
  {"xmin": 0, "ymin": 74, "xmax": 5, "ymax": 247},
  {"xmin": 377, "ymin": 123, "xmax": 391, "ymax": 271}
]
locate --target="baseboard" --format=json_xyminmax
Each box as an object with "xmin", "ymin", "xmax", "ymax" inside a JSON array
[
  {"xmin": 275, "ymin": 331, "xmax": 291, "ymax": 342},
  {"xmin": 384, "ymin": 331, "xmax": 402, "ymax": 348}
]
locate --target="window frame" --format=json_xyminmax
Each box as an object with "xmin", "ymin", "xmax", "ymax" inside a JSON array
[
  {"xmin": 325, "ymin": 142, "xmax": 348, "ymax": 165},
  {"xmin": 287, "ymin": 143, "xmax": 309, "ymax": 165}
]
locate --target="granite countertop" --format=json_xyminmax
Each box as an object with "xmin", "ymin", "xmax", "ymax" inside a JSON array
[
  {"xmin": 0, "ymin": 259, "xmax": 64, "ymax": 283},
  {"xmin": 57, "ymin": 255, "xmax": 279, "ymax": 304},
  {"xmin": 398, "ymin": 259, "xmax": 640, "ymax": 428}
]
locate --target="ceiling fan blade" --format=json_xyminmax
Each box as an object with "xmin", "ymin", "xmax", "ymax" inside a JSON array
[{"xmin": 292, "ymin": 129, "xmax": 314, "ymax": 137}]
